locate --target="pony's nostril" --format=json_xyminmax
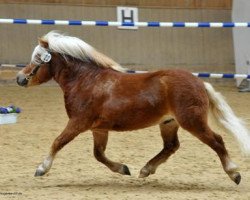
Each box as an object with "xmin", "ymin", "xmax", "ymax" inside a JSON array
[{"xmin": 16, "ymin": 74, "xmax": 28, "ymax": 86}]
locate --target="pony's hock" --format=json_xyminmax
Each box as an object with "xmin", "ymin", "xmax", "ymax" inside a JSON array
[{"xmin": 17, "ymin": 31, "xmax": 250, "ymax": 185}]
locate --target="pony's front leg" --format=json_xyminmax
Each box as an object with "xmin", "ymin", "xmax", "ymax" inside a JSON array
[
  {"xmin": 35, "ymin": 119, "xmax": 83, "ymax": 176},
  {"xmin": 92, "ymin": 130, "xmax": 131, "ymax": 175}
]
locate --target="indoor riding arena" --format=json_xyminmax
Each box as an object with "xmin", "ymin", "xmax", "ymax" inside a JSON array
[{"xmin": 1, "ymin": 1, "xmax": 250, "ymax": 200}]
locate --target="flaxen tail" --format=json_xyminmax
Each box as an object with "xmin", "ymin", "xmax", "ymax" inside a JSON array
[{"xmin": 204, "ymin": 82, "xmax": 250, "ymax": 155}]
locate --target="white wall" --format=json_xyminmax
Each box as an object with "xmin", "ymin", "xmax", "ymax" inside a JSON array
[{"xmin": 232, "ymin": 0, "xmax": 250, "ymax": 86}]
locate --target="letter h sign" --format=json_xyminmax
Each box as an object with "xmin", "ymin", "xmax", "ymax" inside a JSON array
[{"xmin": 117, "ymin": 7, "xmax": 138, "ymax": 30}]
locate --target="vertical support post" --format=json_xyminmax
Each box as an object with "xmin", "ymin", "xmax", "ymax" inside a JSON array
[{"xmin": 232, "ymin": 0, "xmax": 250, "ymax": 91}]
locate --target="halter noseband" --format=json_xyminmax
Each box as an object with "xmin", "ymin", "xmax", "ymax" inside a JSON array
[{"xmin": 26, "ymin": 51, "xmax": 52, "ymax": 81}]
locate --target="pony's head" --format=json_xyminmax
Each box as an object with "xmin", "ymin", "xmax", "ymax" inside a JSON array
[
  {"xmin": 16, "ymin": 38, "xmax": 53, "ymax": 87},
  {"xmin": 17, "ymin": 31, "xmax": 126, "ymax": 87}
]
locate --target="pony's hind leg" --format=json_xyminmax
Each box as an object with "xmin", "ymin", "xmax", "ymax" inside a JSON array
[
  {"xmin": 139, "ymin": 119, "xmax": 180, "ymax": 178},
  {"xmin": 92, "ymin": 130, "xmax": 131, "ymax": 175},
  {"xmin": 192, "ymin": 127, "xmax": 240, "ymax": 184},
  {"xmin": 178, "ymin": 113, "xmax": 241, "ymax": 185}
]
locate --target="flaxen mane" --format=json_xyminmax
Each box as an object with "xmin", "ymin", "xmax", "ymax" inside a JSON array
[{"xmin": 36, "ymin": 31, "xmax": 127, "ymax": 72}]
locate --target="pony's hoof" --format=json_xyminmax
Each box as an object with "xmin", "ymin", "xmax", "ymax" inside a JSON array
[
  {"xmin": 139, "ymin": 167, "xmax": 150, "ymax": 178},
  {"xmin": 34, "ymin": 169, "xmax": 46, "ymax": 177},
  {"xmin": 121, "ymin": 165, "xmax": 131, "ymax": 176},
  {"xmin": 233, "ymin": 172, "xmax": 241, "ymax": 185}
]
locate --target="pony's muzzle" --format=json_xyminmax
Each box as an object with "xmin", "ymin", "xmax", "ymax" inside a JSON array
[{"xmin": 16, "ymin": 72, "xmax": 28, "ymax": 87}]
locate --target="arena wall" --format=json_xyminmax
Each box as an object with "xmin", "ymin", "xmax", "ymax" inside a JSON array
[{"xmin": 0, "ymin": 2, "xmax": 234, "ymax": 72}]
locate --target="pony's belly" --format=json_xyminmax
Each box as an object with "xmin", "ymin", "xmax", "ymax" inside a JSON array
[
  {"xmin": 156, "ymin": 114, "xmax": 175, "ymax": 124},
  {"xmin": 110, "ymin": 114, "xmax": 174, "ymax": 131}
]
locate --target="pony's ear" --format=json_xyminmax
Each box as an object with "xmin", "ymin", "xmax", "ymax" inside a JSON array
[{"xmin": 38, "ymin": 38, "xmax": 49, "ymax": 48}]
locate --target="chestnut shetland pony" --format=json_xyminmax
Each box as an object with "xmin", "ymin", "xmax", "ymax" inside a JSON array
[{"xmin": 17, "ymin": 31, "xmax": 250, "ymax": 185}]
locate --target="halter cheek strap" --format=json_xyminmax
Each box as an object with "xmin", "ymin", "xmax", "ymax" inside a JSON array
[{"xmin": 26, "ymin": 51, "xmax": 52, "ymax": 81}]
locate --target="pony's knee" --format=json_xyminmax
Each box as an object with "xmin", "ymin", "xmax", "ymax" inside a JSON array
[{"xmin": 164, "ymin": 138, "xmax": 180, "ymax": 153}]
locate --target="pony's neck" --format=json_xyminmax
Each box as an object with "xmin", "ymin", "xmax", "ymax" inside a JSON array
[{"xmin": 51, "ymin": 54, "xmax": 104, "ymax": 92}]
